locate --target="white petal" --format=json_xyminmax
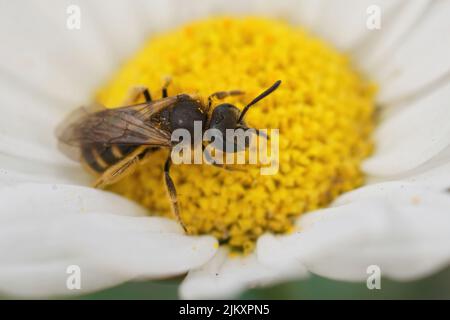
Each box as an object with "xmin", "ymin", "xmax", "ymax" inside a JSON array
[
  {"xmin": 403, "ymin": 162, "xmax": 450, "ymax": 192},
  {"xmin": 333, "ymin": 181, "xmax": 430, "ymax": 206},
  {"xmin": 363, "ymin": 81, "xmax": 450, "ymax": 176},
  {"xmin": 0, "ymin": 1, "xmax": 116, "ymax": 107},
  {"xmin": 355, "ymin": 0, "xmax": 432, "ymax": 74},
  {"xmin": 0, "ymin": 183, "xmax": 218, "ymax": 297},
  {"xmin": 79, "ymin": 0, "xmax": 179, "ymax": 59},
  {"xmin": 259, "ymin": 185, "xmax": 450, "ymax": 282},
  {"xmin": 366, "ymin": 145, "xmax": 450, "ymax": 189},
  {"xmin": 155, "ymin": 0, "xmax": 288, "ymax": 26},
  {"xmin": 0, "ymin": 166, "xmax": 89, "ymax": 187},
  {"xmin": 0, "ymin": 154, "xmax": 89, "ymax": 188},
  {"xmin": 371, "ymin": 0, "xmax": 450, "ymax": 104},
  {"xmin": 312, "ymin": 0, "xmax": 401, "ymax": 50},
  {"xmin": 0, "ymin": 183, "xmax": 148, "ymax": 218},
  {"xmin": 0, "ymin": 76, "xmax": 63, "ymax": 147},
  {"xmin": 0, "ymin": 1, "xmax": 114, "ymax": 182},
  {"xmin": 164, "ymin": 0, "xmax": 323, "ymax": 32},
  {"xmin": 0, "ymin": 78, "xmax": 89, "ymax": 183},
  {"xmin": 0, "ymin": 70, "xmax": 77, "ymax": 170},
  {"xmin": 367, "ymin": 146, "xmax": 450, "ymax": 191},
  {"xmin": 256, "ymin": 234, "xmax": 309, "ymax": 278},
  {"xmin": 0, "ymin": 135, "xmax": 67, "ymax": 164},
  {"xmin": 291, "ymin": 0, "xmax": 323, "ymax": 29},
  {"xmin": 179, "ymin": 247, "xmax": 307, "ymax": 300}
]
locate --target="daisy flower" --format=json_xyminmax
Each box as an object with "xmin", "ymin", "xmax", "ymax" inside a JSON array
[{"xmin": 1, "ymin": 0, "xmax": 450, "ymax": 299}]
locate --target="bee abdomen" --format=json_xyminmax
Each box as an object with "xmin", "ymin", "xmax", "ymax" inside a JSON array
[{"xmin": 81, "ymin": 144, "xmax": 138, "ymax": 173}]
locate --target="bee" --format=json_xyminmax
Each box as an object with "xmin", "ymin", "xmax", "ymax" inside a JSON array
[{"xmin": 56, "ymin": 78, "xmax": 281, "ymax": 232}]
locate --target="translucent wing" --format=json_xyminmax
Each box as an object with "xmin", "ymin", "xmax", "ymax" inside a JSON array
[{"xmin": 56, "ymin": 96, "xmax": 181, "ymax": 160}]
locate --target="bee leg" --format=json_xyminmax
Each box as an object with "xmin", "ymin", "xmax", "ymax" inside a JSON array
[
  {"xmin": 207, "ymin": 90, "xmax": 245, "ymax": 113},
  {"xmin": 162, "ymin": 76, "xmax": 172, "ymax": 98},
  {"xmin": 93, "ymin": 146, "xmax": 147, "ymax": 188},
  {"xmin": 164, "ymin": 155, "xmax": 188, "ymax": 233},
  {"xmin": 142, "ymin": 89, "xmax": 152, "ymax": 102},
  {"xmin": 124, "ymin": 86, "xmax": 152, "ymax": 104}
]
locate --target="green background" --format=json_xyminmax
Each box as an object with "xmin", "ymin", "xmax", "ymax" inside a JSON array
[{"xmin": 76, "ymin": 267, "xmax": 450, "ymax": 300}]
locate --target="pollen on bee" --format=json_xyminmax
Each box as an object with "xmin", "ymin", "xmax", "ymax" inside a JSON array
[{"xmin": 96, "ymin": 17, "xmax": 376, "ymax": 254}]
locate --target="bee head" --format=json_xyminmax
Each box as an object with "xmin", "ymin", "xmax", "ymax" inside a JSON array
[
  {"xmin": 208, "ymin": 103, "xmax": 245, "ymax": 153},
  {"xmin": 207, "ymin": 80, "xmax": 281, "ymax": 153},
  {"xmin": 209, "ymin": 103, "xmax": 241, "ymax": 132}
]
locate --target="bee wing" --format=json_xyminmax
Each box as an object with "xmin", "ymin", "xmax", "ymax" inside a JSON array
[{"xmin": 56, "ymin": 96, "xmax": 179, "ymax": 161}]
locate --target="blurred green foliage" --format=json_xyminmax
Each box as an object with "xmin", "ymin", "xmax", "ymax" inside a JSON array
[{"xmin": 79, "ymin": 267, "xmax": 450, "ymax": 300}]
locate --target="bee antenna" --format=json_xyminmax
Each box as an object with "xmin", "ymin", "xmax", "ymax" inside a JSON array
[{"xmin": 238, "ymin": 80, "xmax": 281, "ymax": 123}]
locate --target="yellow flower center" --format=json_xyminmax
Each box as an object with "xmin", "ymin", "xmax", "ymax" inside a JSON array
[{"xmin": 96, "ymin": 17, "xmax": 376, "ymax": 254}]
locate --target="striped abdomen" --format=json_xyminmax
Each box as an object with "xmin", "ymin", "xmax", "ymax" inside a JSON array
[{"xmin": 81, "ymin": 144, "xmax": 145, "ymax": 173}]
